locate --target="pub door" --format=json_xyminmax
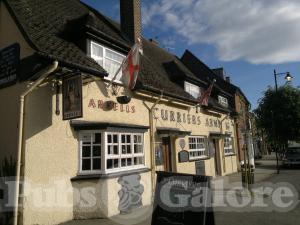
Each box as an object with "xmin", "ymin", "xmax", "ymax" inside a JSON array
[
  {"xmin": 211, "ymin": 139, "xmax": 221, "ymax": 176},
  {"xmin": 162, "ymin": 137, "xmax": 173, "ymax": 172}
]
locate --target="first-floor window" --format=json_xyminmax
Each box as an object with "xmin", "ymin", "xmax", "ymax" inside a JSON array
[
  {"xmin": 188, "ymin": 136, "xmax": 207, "ymax": 160},
  {"xmin": 79, "ymin": 131, "xmax": 145, "ymax": 174},
  {"xmin": 224, "ymin": 136, "xmax": 234, "ymax": 155}
]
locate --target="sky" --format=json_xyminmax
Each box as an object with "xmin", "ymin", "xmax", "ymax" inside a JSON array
[{"xmin": 82, "ymin": 0, "xmax": 300, "ymax": 109}]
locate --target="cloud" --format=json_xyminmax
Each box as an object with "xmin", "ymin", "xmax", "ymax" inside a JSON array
[{"xmin": 142, "ymin": 0, "xmax": 300, "ymax": 64}]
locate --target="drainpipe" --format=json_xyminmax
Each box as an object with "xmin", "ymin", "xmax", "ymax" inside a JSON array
[
  {"xmin": 220, "ymin": 113, "xmax": 230, "ymax": 174},
  {"xmin": 145, "ymin": 92, "xmax": 163, "ymax": 199},
  {"xmin": 13, "ymin": 61, "xmax": 58, "ymax": 225}
]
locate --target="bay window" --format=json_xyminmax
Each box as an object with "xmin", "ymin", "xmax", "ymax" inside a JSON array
[{"xmin": 79, "ymin": 131, "xmax": 145, "ymax": 174}]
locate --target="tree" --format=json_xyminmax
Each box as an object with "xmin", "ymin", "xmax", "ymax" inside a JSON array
[{"xmin": 254, "ymin": 85, "xmax": 300, "ymax": 173}]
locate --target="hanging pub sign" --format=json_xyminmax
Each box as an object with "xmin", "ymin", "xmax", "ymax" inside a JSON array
[
  {"xmin": 0, "ymin": 43, "xmax": 20, "ymax": 89},
  {"xmin": 62, "ymin": 73, "xmax": 83, "ymax": 120},
  {"xmin": 152, "ymin": 171, "xmax": 215, "ymax": 225}
]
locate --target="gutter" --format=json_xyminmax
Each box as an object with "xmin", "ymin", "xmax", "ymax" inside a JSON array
[{"xmin": 14, "ymin": 61, "xmax": 59, "ymax": 225}]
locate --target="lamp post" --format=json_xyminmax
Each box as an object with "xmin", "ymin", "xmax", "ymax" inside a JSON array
[
  {"xmin": 273, "ymin": 70, "xmax": 293, "ymax": 91},
  {"xmin": 272, "ymin": 70, "xmax": 293, "ymax": 174}
]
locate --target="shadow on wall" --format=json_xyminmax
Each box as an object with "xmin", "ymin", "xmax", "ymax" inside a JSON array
[
  {"xmin": 0, "ymin": 156, "xmax": 17, "ymax": 225},
  {"xmin": 24, "ymin": 84, "xmax": 53, "ymax": 139}
]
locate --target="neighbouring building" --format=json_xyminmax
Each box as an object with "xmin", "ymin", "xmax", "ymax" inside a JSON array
[{"xmin": 0, "ymin": 0, "xmax": 241, "ymax": 224}]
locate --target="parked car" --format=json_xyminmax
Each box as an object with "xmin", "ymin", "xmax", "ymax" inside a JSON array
[{"xmin": 283, "ymin": 147, "xmax": 300, "ymax": 167}]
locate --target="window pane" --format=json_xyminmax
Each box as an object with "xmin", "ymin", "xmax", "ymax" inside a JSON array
[
  {"xmin": 127, "ymin": 145, "xmax": 131, "ymax": 154},
  {"xmin": 94, "ymin": 133, "xmax": 101, "ymax": 144},
  {"xmin": 93, "ymin": 146, "xmax": 101, "ymax": 157},
  {"xmin": 91, "ymin": 43, "xmax": 103, "ymax": 57},
  {"xmin": 107, "ymin": 159, "xmax": 113, "ymax": 169},
  {"xmin": 114, "ymin": 146, "xmax": 118, "ymax": 155},
  {"xmin": 121, "ymin": 158, "xmax": 126, "ymax": 167},
  {"xmin": 82, "ymin": 134, "xmax": 91, "ymax": 144},
  {"xmin": 93, "ymin": 159, "xmax": 101, "ymax": 170},
  {"xmin": 106, "ymin": 49, "xmax": 124, "ymax": 63},
  {"xmin": 82, "ymin": 146, "xmax": 91, "ymax": 157},
  {"xmin": 113, "ymin": 135, "xmax": 118, "ymax": 143},
  {"xmin": 127, "ymin": 158, "xmax": 132, "ymax": 166},
  {"xmin": 108, "ymin": 134, "xmax": 112, "ymax": 143},
  {"xmin": 82, "ymin": 159, "xmax": 91, "ymax": 171}
]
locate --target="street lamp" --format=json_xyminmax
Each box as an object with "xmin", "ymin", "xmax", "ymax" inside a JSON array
[
  {"xmin": 272, "ymin": 70, "xmax": 293, "ymax": 174},
  {"xmin": 273, "ymin": 70, "xmax": 293, "ymax": 91}
]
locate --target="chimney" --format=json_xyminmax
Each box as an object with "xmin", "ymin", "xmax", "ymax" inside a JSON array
[
  {"xmin": 149, "ymin": 38, "xmax": 159, "ymax": 45},
  {"xmin": 226, "ymin": 76, "xmax": 231, "ymax": 83},
  {"xmin": 120, "ymin": 0, "xmax": 142, "ymax": 43},
  {"xmin": 212, "ymin": 68, "xmax": 225, "ymax": 80}
]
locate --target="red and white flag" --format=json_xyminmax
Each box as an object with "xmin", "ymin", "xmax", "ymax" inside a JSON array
[
  {"xmin": 198, "ymin": 79, "xmax": 216, "ymax": 106},
  {"xmin": 121, "ymin": 40, "xmax": 142, "ymax": 90}
]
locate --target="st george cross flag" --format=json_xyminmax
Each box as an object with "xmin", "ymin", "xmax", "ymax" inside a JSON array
[
  {"xmin": 121, "ymin": 40, "xmax": 142, "ymax": 90},
  {"xmin": 198, "ymin": 79, "xmax": 216, "ymax": 106}
]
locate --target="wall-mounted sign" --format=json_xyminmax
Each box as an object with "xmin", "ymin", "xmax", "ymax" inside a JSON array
[
  {"xmin": 0, "ymin": 43, "xmax": 20, "ymax": 89},
  {"xmin": 88, "ymin": 98, "xmax": 136, "ymax": 114},
  {"xmin": 179, "ymin": 139, "xmax": 186, "ymax": 149},
  {"xmin": 62, "ymin": 74, "xmax": 83, "ymax": 120},
  {"xmin": 195, "ymin": 161, "xmax": 206, "ymax": 175},
  {"xmin": 153, "ymin": 108, "xmax": 201, "ymax": 126},
  {"xmin": 152, "ymin": 171, "xmax": 215, "ymax": 225},
  {"xmin": 178, "ymin": 150, "xmax": 189, "ymax": 163},
  {"xmin": 205, "ymin": 118, "xmax": 221, "ymax": 128}
]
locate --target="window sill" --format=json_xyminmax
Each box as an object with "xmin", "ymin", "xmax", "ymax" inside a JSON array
[
  {"xmin": 189, "ymin": 156, "xmax": 210, "ymax": 162},
  {"xmin": 71, "ymin": 167, "xmax": 151, "ymax": 181},
  {"xmin": 224, "ymin": 153, "xmax": 236, "ymax": 157}
]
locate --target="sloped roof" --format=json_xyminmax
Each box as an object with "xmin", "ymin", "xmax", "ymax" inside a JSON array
[
  {"xmin": 4, "ymin": 0, "xmax": 109, "ymax": 76},
  {"xmin": 4, "ymin": 0, "xmax": 240, "ymax": 109}
]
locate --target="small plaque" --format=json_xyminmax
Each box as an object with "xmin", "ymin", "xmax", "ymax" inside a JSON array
[
  {"xmin": 178, "ymin": 150, "xmax": 189, "ymax": 163},
  {"xmin": 0, "ymin": 43, "xmax": 20, "ymax": 89},
  {"xmin": 179, "ymin": 139, "xmax": 186, "ymax": 149}
]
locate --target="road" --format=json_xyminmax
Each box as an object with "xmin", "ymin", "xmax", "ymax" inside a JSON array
[{"xmin": 61, "ymin": 154, "xmax": 300, "ymax": 225}]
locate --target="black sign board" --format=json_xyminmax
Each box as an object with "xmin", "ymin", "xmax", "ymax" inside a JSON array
[
  {"xmin": 62, "ymin": 74, "xmax": 83, "ymax": 120},
  {"xmin": 178, "ymin": 150, "xmax": 189, "ymax": 163},
  {"xmin": 152, "ymin": 171, "xmax": 215, "ymax": 225},
  {"xmin": 0, "ymin": 43, "xmax": 20, "ymax": 89},
  {"xmin": 196, "ymin": 161, "xmax": 206, "ymax": 175}
]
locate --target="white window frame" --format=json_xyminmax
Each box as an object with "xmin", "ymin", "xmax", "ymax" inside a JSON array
[
  {"xmin": 188, "ymin": 136, "xmax": 207, "ymax": 160},
  {"xmin": 89, "ymin": 40, "xmax": 126, "ymax": 83},
  {"xmin": 78, "ymin": 130, "xmax": 145, "ymax": 175},
  {"xmin": 184, "ymin": 81, "xmax": 200, "ymax": 99},
  {"xmin": 224, "ymin": 136, "xmax": 234, "ymax": 155},
  {"xmin": 218, "ymin": 95, "xmax": 228, "ymax": 107}
]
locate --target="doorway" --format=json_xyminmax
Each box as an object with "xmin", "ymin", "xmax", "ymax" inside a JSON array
[
  {"xmin": 211, "ymin": 139, "xmax": 221, "ymax": 176},
  {"xmin": 162, "ymin": 137, "xmax": 173, "ymax": 172}
]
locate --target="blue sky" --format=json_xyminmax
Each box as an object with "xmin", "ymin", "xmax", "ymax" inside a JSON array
[{"xmin": 82, "ymin": 0, "xmax": 300, "ymax": 109}]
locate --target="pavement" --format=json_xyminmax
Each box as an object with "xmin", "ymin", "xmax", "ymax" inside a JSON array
[{"xmin": 60, "ymin": 154, "xmax": 300, "ymax": 225}]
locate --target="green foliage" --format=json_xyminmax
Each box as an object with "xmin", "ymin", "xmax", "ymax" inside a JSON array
[{"xmin": 255, "ymin": 85, "xmax": 300, "ymax": 145}]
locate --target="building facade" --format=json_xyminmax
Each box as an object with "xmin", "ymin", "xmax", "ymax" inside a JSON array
[{"xmin": 0, "ymin": 0, "xmax": 243, "ymax": 224}]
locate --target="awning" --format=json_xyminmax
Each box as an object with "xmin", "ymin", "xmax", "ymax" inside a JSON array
[
  {"xmin": 209, "ymin": 132, "xmax": 226, "ymax": 139},
  {"xmin": 70, "ymin": 120, "xmax": 149, "ymax": 132},
  {"xmin": 156, "ymin": 127, "xmax": 191, "ymax": 136}
]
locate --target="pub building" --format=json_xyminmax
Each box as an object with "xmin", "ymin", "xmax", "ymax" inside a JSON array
[{"xmin": 0, "ymin": 0, "xmax": 242, "ymax": 224}]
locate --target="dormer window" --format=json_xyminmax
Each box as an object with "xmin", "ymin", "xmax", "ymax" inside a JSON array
[
  {"xmin": 90, "ymin": 41, "xmax": 125, "ymax": 82},
  {"xmin": 184, "ymin": 81, "xmax": 200, "ymax": 99},
  {"xmin": 218, "ymin": 95, "xmax": 228, "ymax": 107}
]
